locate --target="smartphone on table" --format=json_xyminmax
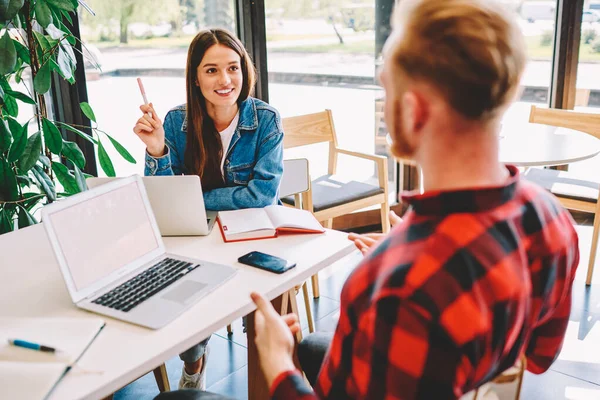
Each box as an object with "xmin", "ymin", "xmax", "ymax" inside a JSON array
[{"xmin": 238, "ymin": 251, "xmax": 296, "ymax": 274}]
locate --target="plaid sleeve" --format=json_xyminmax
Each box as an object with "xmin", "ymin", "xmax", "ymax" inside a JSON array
[
  {"xmin": 526, "ymin": 215, "xmax": 579, "ymax": 374},
  {"xmin": 271, "ymin": 370, "xmax": 317, "ymax": 400}
]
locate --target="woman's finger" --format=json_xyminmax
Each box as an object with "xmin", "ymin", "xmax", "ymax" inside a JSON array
[
  {"xmin": 134, "ymin": 123, "xmax": 152, "ymax": 134},
  {"xmin": 143, "ymin": 113, "xmax": 159, "ymax": 128}
]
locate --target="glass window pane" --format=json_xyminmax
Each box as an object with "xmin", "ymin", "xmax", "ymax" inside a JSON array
[
  {"xmin": 569, "ymin": 0, "xmax": 600, "ymax": 181},
  {"xmin": 575, "ymin": 0, "xmax": 600, "ymax": 114},
  {"xmin": 79, "ymin": 0, "xmax": 236, "ymax": 176},
  {"xmin": 503, "ymin": 1, "xmax": 558, "ymax": 124},
  {"xmin": 265, "ymin": 0, "xmax": 397, "ymax": 205}
]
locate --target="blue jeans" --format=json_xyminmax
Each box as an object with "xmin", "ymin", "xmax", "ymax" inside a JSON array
[{"xmin": 179, "ymin": 337, "xmax": 210, "ymax": 363}]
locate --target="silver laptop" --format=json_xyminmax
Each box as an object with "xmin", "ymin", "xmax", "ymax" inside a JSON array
[
  {"xmin": 86, "ymin": 175, "xmax": 217, "ymax": 236},
  {"xmin": 41, "ymin": 175, "xmax": 237, "ymax": 329}
]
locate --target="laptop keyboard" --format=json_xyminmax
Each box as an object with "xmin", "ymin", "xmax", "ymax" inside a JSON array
[{"xmin": 92, "ymin": 258, "xmax": 200, "ymax": 313}]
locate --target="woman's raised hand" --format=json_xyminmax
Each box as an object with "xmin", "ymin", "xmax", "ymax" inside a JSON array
[{"xmin": 133, "ymin": 103, "xmax": 166, "ymax": 157}]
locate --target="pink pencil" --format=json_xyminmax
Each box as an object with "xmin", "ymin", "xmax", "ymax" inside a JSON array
[{"xmin": 137, "ymin": 77, "xmax": 153, "ymax": 118}]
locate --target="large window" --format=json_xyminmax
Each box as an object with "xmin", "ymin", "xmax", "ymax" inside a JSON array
[
  {"xmin": 78, "ymin": 0, "xmax": 236, "ymax": 176},
  {"xmin": 66, "ymin": 0, "xmax": 590, "ymax": 210},
  {"xmin": 265, "ymin": 0, "xmax": 396, "ymax": 203}
]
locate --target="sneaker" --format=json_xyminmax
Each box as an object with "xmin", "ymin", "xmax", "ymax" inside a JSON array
[{"xmin": 178, "ymin": 347, "xmax": 209, "ymax": 390}]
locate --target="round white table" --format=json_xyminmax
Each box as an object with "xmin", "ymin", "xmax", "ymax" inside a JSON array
[
  {"xmin": 386, "ymin": 123, "xmax": 600, "ymax": 167},
  {"xmin": 499, "ymin": 123, "xmax": 600, "ymax": 167}
]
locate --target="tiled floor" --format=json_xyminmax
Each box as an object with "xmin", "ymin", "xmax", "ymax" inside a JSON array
[{"xmin": 116, "ymin": 220, "xmax": 600, "ymax": 400}]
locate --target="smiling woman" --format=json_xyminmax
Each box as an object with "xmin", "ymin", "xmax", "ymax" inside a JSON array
[{"xmin": 131, "ymin": 28, "xmax": 285, "ymax": 391}]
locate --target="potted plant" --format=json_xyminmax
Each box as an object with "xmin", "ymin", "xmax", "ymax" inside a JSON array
[{"xmin": 0, "ymin": 0, "xmax": 135, "ymax": 234}]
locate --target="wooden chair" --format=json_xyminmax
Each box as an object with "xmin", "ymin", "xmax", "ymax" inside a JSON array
[
  {"xmin": 226, "ymin": 158, "xmax": 316, "ymax": 334},
  {"xmin": 282, "ymin": 110, "xmax": 391, "ymax": 298},
  {"xmin": 470, "ymin": 355, "xmax": 527, "ymax": 400},
  {"xmin": 525, "ymin": 106, "xmax": 600, "ymax": 285}
]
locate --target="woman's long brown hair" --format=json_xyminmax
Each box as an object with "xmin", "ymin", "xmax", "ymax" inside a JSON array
[{"xmin": 184, "ymin": 28, "xmax": 256, "ymax": 191}]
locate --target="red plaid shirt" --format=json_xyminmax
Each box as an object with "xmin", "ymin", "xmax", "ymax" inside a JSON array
[{"xmin": 271, "ymin": 166, "xmax": 579, "ymax": 399}]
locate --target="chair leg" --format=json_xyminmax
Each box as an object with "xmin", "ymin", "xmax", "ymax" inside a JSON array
[
  {"xmin": 153, "ymin": 363, "xmax": 170, "ymax": 392},
  {"xmin": 515, "ymin": 355, "xmax": 527, "ymax": 400},
  {"xmin": 311, "ymin": 273, "xmax": 320, "ymax": 299},
  {"xmin": 380, "ymin": 202, "xmax": 391, "ymax": 233},
  {"xmin": 587, "ymin": 206, "xmax": 600, "ymax": 285},
  {"xmin": 288, "ymin": 288, "xmax": 303, "ymax": 342},
  {"xmin": 227, "ymin": 324, "xmax": 233, "ymax": 335},
  {"xmin": 302, "ymin": 282, "xmax": 315, "ymax": 333}
]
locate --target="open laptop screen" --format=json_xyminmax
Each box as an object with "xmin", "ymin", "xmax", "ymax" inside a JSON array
[{"xmin": 48, "ymin": 181, "xmax": 159, "ymax": 291}]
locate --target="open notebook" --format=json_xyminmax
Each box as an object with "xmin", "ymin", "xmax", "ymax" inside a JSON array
[
  {"xmin": 0, "ymin": 317, "xmax": 106, "ymax": 400},
  {"xmin": 218, "ymin": 205, "xmax": 325, "ymax": 242}
]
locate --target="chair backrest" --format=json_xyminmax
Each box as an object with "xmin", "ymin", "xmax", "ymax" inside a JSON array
[
  {"xmin": 282, "ymin": 110, "xmax": 337, "ymax": 149},
  {"xmin": 529, "ymin": 106, "xmax": 600, "ymax": 140},
  {"xmin": 280, "ymin": 158, "xmax": 310, "ymax": 198}
]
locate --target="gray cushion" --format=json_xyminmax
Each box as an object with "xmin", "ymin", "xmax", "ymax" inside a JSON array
[
  {"xmin": 282, "ymin": 174, "xmax": 384, "ymax": 212},
  {"xmin": 524, "ymin": 168, "xmax": 599, "ymax": 202}
]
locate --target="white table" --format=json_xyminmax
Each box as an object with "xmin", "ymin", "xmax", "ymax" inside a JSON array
[
  {"xmin": 0, "ymin": 224, "xmax": 356, "ymax": 400},
  {"xmin": 499, "ymin": 123, "xmax": 600, "ymax": 167},
  {"xmin": 387, "ymin": 123, "xmax": 600, "ymax": 167}
]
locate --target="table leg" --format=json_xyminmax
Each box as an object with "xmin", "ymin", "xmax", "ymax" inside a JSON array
[{"xmin": 247, "ymin": 290, "xmax": 302, "ymax": 400}]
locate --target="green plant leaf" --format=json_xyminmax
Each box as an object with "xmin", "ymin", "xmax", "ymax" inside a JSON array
[
  {"xmin": 62, "ymin": 140, "xmax": 85, "ymax": 169},
  {"xmin": 54, "ymin": 122, "xmax": 97, "ymax": 144},
  {"xmin": 16, "ymin": 174, "xmax": 31, "ymax": 186},
  {"xmin": 0, "ymin": 31, "xmax": 16, "ymax": 75},
  {"xmin": 104, "ymin": 132, "xmax": 136, "ymax": 164},
  {"xmin": 97, "ymin": 139, "xmax": 115, "ymax": 177},
  {"xmin": 38, "ymin": 154, "xmax": 50, "ymax": 168},
  {"xmin": 52, "ymin": 162, "xmax": 78, "ymax": 194},
  {"xmin": 3, "ymin": 94, "xmax": 18, "ymax": 117},
  {"xmin": 42, "ymin": 117, "xmax": 63, "ymax": 154},
  {"xmin": 0, "ymin": 77, "xmax": 18, "ymax": 117},
  {"xmin": 33, "ymin": 31, "xmax": 51, "ymax": 52},
  {"xmin": 0, "ymin": 118, "xmax": 12, "ymax": 152},
  {"xmin": 34, "ymin": 0, "xmax": 52, "ymax": 28},
  {"xmin": 0, "ymin": 83, "xmax": 4, "ymax": 100},
  {"xmin": 18, "ymin": 131, "xmax": 41, "ymax": 172},
  {"xmin": 73, "ymin": 164, "xmax": 87, "ymax": 191},
  {"xmin": 0, "ymin": 158, "xmax": 18, "ymax": 201},
  {"xmin": 34, "ymin": 61, "xmax": 52, "ymax": 94},
  {"xmin": 0, "ymin": 208, "xmax": 14, "ymax": 234},
  {"xmin": 13, "ymin": 40, "xmax": 30, "ymax": 64},
  {"xmin": 80, "ymin": 102, "xmax": 96, "ymax": 123},
  {"xmin": 60, "ymin": 8, "xmax": 72, "ymax": 24},
  {"xmin": 55, "ymin": 46, "xmax": 73, "ymax": 80},
  {"xmin": 21, "ymin": 192, "xmax": 44, "ymax": 211},
  {"xmin": 32, "ymin": 165, "xmax": 56, "ymax": 201},
  {"xmin": 0, "ymin": 0, "xmax": 24, "ymax": 22},
  {"xmin": 7, "ymin": 119, "xmax": 26, "ymax": 162},
  {"xmin": 17, "ymin": 205, "xmax": 37, "ymax": 228},
  {"xmin": 5, "ymin": 89, "xmax": 35, "ymax": 104},
  {"xmin": 46, "ymin": 0, "xmax": 75, "ymax": 12}
]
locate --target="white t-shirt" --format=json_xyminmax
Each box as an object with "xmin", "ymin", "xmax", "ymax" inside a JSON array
[{"xmin": 219, "ymin": 112, "xmax": 239, "ymax": 174}]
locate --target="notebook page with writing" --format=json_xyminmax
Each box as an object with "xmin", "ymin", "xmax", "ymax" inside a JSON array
[
  {"xmin": 265, "ymin": 205, "xmax": 325, "ymax": 233},
  {"xmin": 0, "ymin": 317, "xmax": 105, "ymax": 365},
  {"xmin": 0, "ymin": 361, "xmax": 68, "ymax": 400}
]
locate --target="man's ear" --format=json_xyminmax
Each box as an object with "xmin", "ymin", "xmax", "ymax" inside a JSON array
[{"xmin": 402, "ymin": 91, "xmax": 428, "ymax": 132}]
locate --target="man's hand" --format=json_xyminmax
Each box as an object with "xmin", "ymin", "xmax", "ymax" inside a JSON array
[
  {"xmin": 251, "ymin": 292, "xmax": 300, "ymax": 388},
  {"xmin": 348, "ymin": 210, "xmax": 402, "ymax": 254}
]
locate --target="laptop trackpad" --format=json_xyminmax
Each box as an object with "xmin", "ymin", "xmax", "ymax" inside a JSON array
[{"xmin": 163, "ymin": 280, "xmax": 208, "ymax": 304}]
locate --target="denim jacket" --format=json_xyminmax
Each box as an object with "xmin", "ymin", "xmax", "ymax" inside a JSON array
[{"xmin": 144, "ymin": 97, "xmax": 284, "ymax": 211}]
